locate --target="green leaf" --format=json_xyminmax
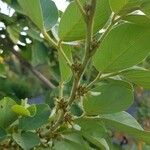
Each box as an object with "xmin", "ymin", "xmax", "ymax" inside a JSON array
[
  {"xmin": 83, "ymin": 79, "xmax": 133, "ymax": 115},
  {"xmin": 101, "ymin": 111, "xmax": 143, "ymax": 130},
  {"xmin": 54, "ymin": 139, "xmax": 84, "ymax": 150},
  {"xmin": 27, "ymin": 105, "xmax": 37, "ymax": 117},
  {"xmin": 32, "ymin": 41, "xmax": 48, "ymax": 66},
  {"xmin": 12, "ymin": 105, "xmax": 31, "ymax": 117},
  {"xmin": 27, "ymin": 28, "xmax": 43, "ymax": 42},
  {"xmin": 100, "ymin": 111, "xmax": 150, "ymax": 144},
  {"xmin": 85, "ymin": 136, "xmax": 109, "ymax": 150},
  {"xmin": 109, "ymin": 0, "xmax": 129, "ymax": 13},
  {"xmin": 93, "ymin": 23, "xmax": 150, "ymax": 73},
  {"xmin": 13, "ymin": 131, "xmax": 40, "ymax": 150},
  {"xmin": 0, "ymin": 127, "xmax": 6, "ymax": 139},
  {"xmin": 75, "ymin": 118, "xmax": 108, "ymax": 149},
  {"xmin": 19, "ymin": 104, "xmax": 50, "ymax": 130},
  {"xmin": 0, "ymin": 63, "xmax": 6, "ymax": 78},
  {"xmin": 54, "ymin": 133, "xmax": 90, "ymax": 150},
  {"xmin": 141, "ymin": 1, "xmax": 150, "ymax": 19},
  {"xmin": 143, "ymin": 145, "xmax": 150, "ymax": 150},
  {"xmin": 121, "ymin": 68, "xmax": 150, "ymax": 89},
  {"xmin": 109, "ymin": 0, "xmax": 146, "ymax": 15},
  {"xmin": 75, "ymin": 118, "xmax": 105, "ymax": 135},
  {"xmin": 58, "ymin": 0, "xmax": 111, "ymax": 41},
  {"xmin": 4, "ymin": 0, "xmax": 24, "ymax": 14},
  {"xmin": 58, "ymin": 45, "xmax": 72, "ymax": 82},
  {"xmin": 54, "ymin": 140, "xmax": 77, "ymax": 150},
  {"xmin": 18, "ymin": 0, "xmax": 58, "ymax": 31},
  {"xmin": 122, "ymin": 14, "xmax": 150, "ymax": 28},
  {"xmin": 7, "ymin": 25, "xmax": 20, "ymax": 44},
  {"xmin": 71, "ymin": 103, "xmax": 83, "ymax": 117},
  {"xmin": 0, "ymin": 97, "xmax": 17, "ymax": 128}
]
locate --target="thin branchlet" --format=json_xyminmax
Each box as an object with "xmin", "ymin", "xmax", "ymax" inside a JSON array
[
  {"xmin": 45, "ymin": 1, "xmax": 119, "ymax": 138},
  {"xmin": 44, "ymin": 0, "xmax": 98, "ymax": 135}
]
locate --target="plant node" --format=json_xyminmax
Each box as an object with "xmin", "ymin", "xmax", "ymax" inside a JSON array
[
  {"xmin": 64, "ymin": 113, "xmax": 73, "ymax": 126},
  {"xmin": 91, "ymin": 38, "xmax": 99, "ymax": 51},
  {"xmin": 56, "ymin": 98, "xmax": 68, "ymax": 113},
  {"xmin": 77, "ymin": 85, "xmax": 88, "ymax": 97},
  {"xmin": 84, "ymin": 3, "xmax": 92, "ymax": 18},
  {"xmin": 72, "ymin": 61, "xmax": 82, "ymax": 74},
  {"xmin": 47, "ymin": 131, "xmax": 61, "ymax": 140}
]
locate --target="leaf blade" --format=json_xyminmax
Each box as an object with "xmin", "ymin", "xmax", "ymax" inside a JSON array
[
  {"xmin": 83, "ymin": 79, "xmax": 134, "ymax": 115},
  {"xmin": 121, "ymin": 68, "xmax": 150, "ymax": 89},
  {"xmin": 58, "ymin": 0, "xmax": 111, "ymax": 41},
  {"xmin": 18, "ymin": 0, "xmax": 58, "ymax": 30},
  {"xmin": 93, "ymin": 23, "xmax": 150, "ymax": 73},
  {"xmin": 100, "ymin": 111, "xmax": 150, "ymax": 144},
  {"xmin": 58, "ymin": 45, "xmax": 72, "ymax": 82},
  {"xmin": 13, "ymin": 131, "xmax": 40, "ymax": 150},
  {"xmin": 0, "ymin": 97, "xmax": 17, "ymax": 128},
  {"xmin": 19, "ymin": 104, "xmax": 50, "ymax": 130}
]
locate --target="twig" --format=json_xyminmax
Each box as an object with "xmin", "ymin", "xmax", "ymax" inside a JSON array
[
  {"xmin": 50, "ymin": 110, "xmax": 65, "ymax": 132},
  {"xmin": 98, "ymin": 13, "xmax": 116, "ymax": 45},
  {"xmin": 43, "ymin": 31, "xmax": 72, "ymax": 68},
  {"xmin": 46, "ymin": 0, "xmax": 97, "ymax": 133},
  {"xmin": 0, "ymin": 36, "xmax": 56, "ymax": 89},
  {"xmin": 75, "ymin": 0, "xmax": 86, "ymax": 18},
  {"xmin": 68, "ymin": 0, "xmax": 97, "ymax": 106},
  {"xmin": 86, "ymin": 14, "xmax": 118, "ymax": 88},
  {"xmin": 59, "ymin": 82, "xmax": 64, "ymax": 99},
  {"xmin": 59, "ymin": 46, "xmax": 72, "ymax": 67},
  {"xmin": 44, "ymin": 0, "xmax": 122, "ymax": 136},
  {"xmin": 87, "ymin": 68, "xmax": 134, "ymax": 88},
  {"xmin": 138, "ymin": 141, "xmax": 143, "ymax": 150},
  {"xmin": 87, "ymin": 72, "xmax": 101, "ymax": 89},
  {"xmin": 42, "ymin": 30, "xmax": 58, "ymax": 49},
  {"xmin": 68, "ymin": 76, "xmax": 80, "ymax": 106}
]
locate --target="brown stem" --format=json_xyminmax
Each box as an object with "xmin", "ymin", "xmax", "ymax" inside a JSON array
[
  {"xmin": 46, "ymin": 0, "xmax": 97, "ymax": 134},
  {"xmin": 0, "ymin": 36, "xmax": 56, "ymax": 89},
  {"xmin": 138, "ymin": 141, "xmax": 143, "ymax": 150},
  {"xmin": 68, "ymin": 0, "xmax": 96, "ymax": 105}
]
